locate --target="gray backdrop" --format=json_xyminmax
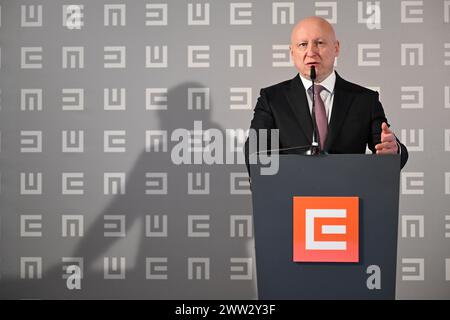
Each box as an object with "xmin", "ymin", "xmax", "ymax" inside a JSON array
[{"xmin": 0, "ymin": 0, "xmax": 449, "ymax": 299}]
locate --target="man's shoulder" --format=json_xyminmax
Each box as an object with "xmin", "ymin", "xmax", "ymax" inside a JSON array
[
  {"xmin": 337, "ymin": 74, "xmax": 379, "ymax": 96},
  {"xmin": 260, "ymin": 75, "xmax": 297, "ymax": 94}
]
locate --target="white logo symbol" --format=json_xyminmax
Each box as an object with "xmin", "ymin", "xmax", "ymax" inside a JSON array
[{"xmin": 305, "ymin": 209, "xmax": 347, "ymax": 250}]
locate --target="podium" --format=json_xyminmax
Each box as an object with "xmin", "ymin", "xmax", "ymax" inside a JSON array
[{"xmin": 250, "ymin": 154, "xmax": 400, "ymax": 299}]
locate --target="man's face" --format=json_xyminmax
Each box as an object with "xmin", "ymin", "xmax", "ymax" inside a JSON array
[{"xmin": 290, "ymin": 18, "xmax": 340, "ymax": 82}]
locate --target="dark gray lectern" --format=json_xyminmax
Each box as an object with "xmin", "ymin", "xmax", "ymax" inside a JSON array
[{"xmin": 250, "ymin": 154, "xmax": 400, "ymax": 299}]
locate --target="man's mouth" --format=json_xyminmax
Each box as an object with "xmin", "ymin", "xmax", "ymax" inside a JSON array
[{"xmin": 306, "ymin": 62, "xmax": 319, "ymax": 66}]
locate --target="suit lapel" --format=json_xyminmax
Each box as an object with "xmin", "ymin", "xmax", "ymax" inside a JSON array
[
  {"xmin": 285, "ymin": 75, "xmax": 314, "ymax": 144},
  {"xmin": 324, "ymin": 73, "xmax": 354, "ymax": 151}
]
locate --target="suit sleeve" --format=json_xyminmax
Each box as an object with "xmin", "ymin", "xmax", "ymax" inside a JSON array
[
  {"xmin": 244, "ymin": 88, "xmax": 276, "ymax": 176},
  {"xmin": 368, "ymin": 92, "xmax": 409, "ymax": 169}
]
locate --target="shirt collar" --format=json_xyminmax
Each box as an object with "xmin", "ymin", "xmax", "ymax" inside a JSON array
[{"xmin": 299, "ymin": 70, "xmax": 336, "ymax": 94}]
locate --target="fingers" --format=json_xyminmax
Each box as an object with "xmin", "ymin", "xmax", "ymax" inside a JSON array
[
  {"xmin": 375, "ymin": 142, "xmax": 394, "ymax": 150},
  {"xmin": 376, "ymin": 148, "xmax": 397, "ymax": 154},
  {"xmin": 381, "ymin": 122, "xmax": 391, "ymax": 134},
  {"xmin": 375, "ymin": 140, "xmax": 399, "ymax": 154},
  {"xmin": 381, "ymin": 133, "xmax": 396, "ymax": 143},
  {"xmin": 377, "ymin": 122, "xmax": 399, "ymax": 154}
]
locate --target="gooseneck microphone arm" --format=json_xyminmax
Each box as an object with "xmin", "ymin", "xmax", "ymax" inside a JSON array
[{"xmin": 309, "ymin": 66, "xmax": 321, "ymax": 155}]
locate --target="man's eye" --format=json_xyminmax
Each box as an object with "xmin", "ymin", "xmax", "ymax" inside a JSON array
[{"xmin": 299, "ymin": 43, "xmax": 307, "ymax": 48}]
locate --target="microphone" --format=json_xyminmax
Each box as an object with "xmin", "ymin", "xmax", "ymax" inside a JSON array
[
  {"xmin": 254, "ymin": 144, "xmax": 314, "ymax": 155},
  {"xmin": 309, "ymin": 66, "xmax": 322, "ymax": 155},
  {"xmin": 310, "ymin": 65, "xmax": 316, "ymax": 81}
]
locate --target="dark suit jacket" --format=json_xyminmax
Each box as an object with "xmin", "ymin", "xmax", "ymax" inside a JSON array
[{"xmin": 244, "ymin": 72, "xmax": 408, "ymax": 174}]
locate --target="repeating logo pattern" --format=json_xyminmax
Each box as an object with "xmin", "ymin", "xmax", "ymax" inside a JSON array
[{"xmin": 0, "ymin": 1, "xmax": 449, "ymax": 299}]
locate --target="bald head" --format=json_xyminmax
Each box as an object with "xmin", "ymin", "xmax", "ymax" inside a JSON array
[
  {"xmin": 290, "ymin": 16, "xmax": 340, "ymax": 82},
  {"xmin": 290, "ymin": 16, "xmax": 337, "ymax": 44}
]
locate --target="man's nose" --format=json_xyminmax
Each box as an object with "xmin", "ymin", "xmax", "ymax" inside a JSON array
[{"xmin": 306, "ymin": 43, "xmax": 318, "ymax": 56}]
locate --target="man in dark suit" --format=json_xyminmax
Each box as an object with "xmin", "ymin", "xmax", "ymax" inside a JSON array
[{"xmin": 245, "ymin": 16, "xmax": 408, "ymax": 174}]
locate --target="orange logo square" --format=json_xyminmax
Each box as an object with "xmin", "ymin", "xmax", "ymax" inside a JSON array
[{"xmin": 293, "ymin": 196, "xmax": 359, "ymax": 262}]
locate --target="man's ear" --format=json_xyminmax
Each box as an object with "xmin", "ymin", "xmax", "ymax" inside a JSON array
[{"xmin": 335, "ymin": 40, "xmax": 340, "ymax": 56}]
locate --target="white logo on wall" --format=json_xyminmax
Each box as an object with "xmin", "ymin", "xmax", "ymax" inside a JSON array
[
  {"xmin": 445, "ymin": 43, "xmax": 450, "ymax": 66},
  {"xmin": 401, "ymin": 43, "xmax": 423, "ymax": 66},
  {"xmin": 20, "ymin": 257, "xmax": 42, "ymax": 279},
  {"xmin": 21, "ymin": 47, "xmax": 43, "ymax": 69},
  {"xmin": 401, "ymin": 215, "xmax": 424, "ymax": 238},
  {"xmin": 188, "ymin": 257, "xmax": 210, "ymax": 280},
  {"xmin": 230, "ymin": 88, "xmax": 252, "ymax": 110},
  {"xmin": 104, "ymin": 88, "xmax": 126, "ymax": 110},
  {"xmin": 230, "ymin": 258, "xmax": 252, "ymax": 280},
  {"xmin": 21, "ymin": 5, "xmax": 42, "ymax": 27},
  {"xmin": 145, "ymin": 172, "xmax": 168, "ymax": 195},
  {"xmin": 145, "ymin": 46, "xmax": 168, "ymax": 68},
  {"xmin": 315, "ymin": 1, "xmax": 337, "ymax": 24},
  {"xmin": 272, "ymin": 2, "xmax": 294, "ymax": 25},
  {"xmin": 445, "ymin": 86, "xmax": 450, "ymax": 109},
  {"xmin": 401, "ymin": 258, "xmax": 424, "ymax": 281},
  {"xmin": 103, "ymin": 215, "xmax": 126, "ymax": 237},
  {"xmin": 21, "ymin": 89, "xmax": 42, "ymax": 111},
  {"xmin": 188, "ymin": 215, "xmax": 211, "ymax": 237},
  {"xmin": 446, "ymin": 259, "xmax": 450, "ymax": 281},
  {"xmin": 104, "ymin": 4, "xmax": 126, "ymax": 26},
  {"xmin": 445, "ymin": 130, "xmax": 450, "ymax": 151},
  {"xmin": 445, "ymin": 216, "xmax": 450, "ymax": 238},
  {"xmin": 62, "ymin": 173, "xmax": 84, "ymax": 195},
  {"xmin": 20, "ymin": 172, "xmax": 42, "ymax": 195},
  {"xmin": 62, "ymin": 88, "xmax": 84, "ymax": 111},
  {"xmin": 358, "ymin": 44, "xmax": 381, "ymax": 66},
  {"xmin": 401, "ymin": 1, "xmax": 424, "ymax": 23},
  {"xmin": 401, "ymin": 86, "xmax": 424, "ymax": 109},
  {"xmin": 104, "ymin": 257, "xmax": 126, "ymax": 280},
  {"xmin": 62, "ymin": 130, "xmax": 84, "ymax": 152},
  {"xmin": 146, "ymin": 215, "xmax": 168, "ymax": 237},
  {"xmin": 62, "ymin": 215, "xmax": 84, "ymax": 237},
  {"xmin": 272, "ymin": 45, "xmax": 293, "ymax": 67},
  {"xmin": 146, "ymin": 258, "xmax": 168, "ymax": 280},
  {"xmin": 400, "ymin": 129, "xmax": 424, "ymax": 152},
  {"xmin": 104, "ymin": 173, "xmax": 126, "ymax": 195},
  {"xmin": 104, "ymin": 47, "xmax": 126, "ymax": 68},
  {"xmin": 20, "ymin": 131, "xmax": 42, "ymax": 153},
  {"xmin": 445, "ymin": 172, "xmax": 450, "ymax": 195},
  {"xmin": 146, "ymin": 88, "xmax": 168, "ymax": 110},
  {"xmin": 188, "ymin": 3, "xmax": 210, "ymax": 25},
  {"xmin": 62, "ymin": 47, "xmax": 84, "ymax": 69},
  {"xmin": 20, "ymin": 215, "xmax": 42, "ymax": 237},
  {"xmin": 230, "ymin": 45, "xmax": 252, "ymax": 68},
  {"xmin": 188, "ymin": 46, "xmax": 210, "ymax": 68},
  {"xmin": 188, "ymin": 172, "xmax": 210, "ymax": 195},
  {"xmin": 145, "ymin": 4, "xmax": 168, "ymax": 26},
  {"xmin": 230, "ymin": 3, "xmax": 253, "ymax": 25},
  {"xmin": 401, "ymin": 172, "xmax": 425, "ymax": 195},
  {"xmin": 230, "ymin": 215, "xmax": 253, "ymax": 238}
]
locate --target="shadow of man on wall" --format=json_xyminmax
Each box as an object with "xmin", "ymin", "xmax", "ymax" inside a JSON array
[{"xmin": 0, "ymin": 82, "xmax": 256, "ymax": 299}]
